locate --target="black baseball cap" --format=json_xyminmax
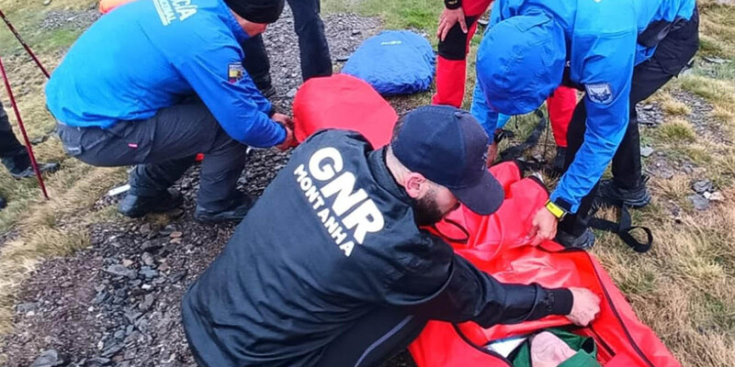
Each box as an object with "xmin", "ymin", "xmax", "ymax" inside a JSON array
[
  {"xmin": 224, "ymin": 0, "xmax": 285, "ymax": 24},
  {"xmin": 391, "ymin": 105, "xmax": 505, "ymax": 215}
]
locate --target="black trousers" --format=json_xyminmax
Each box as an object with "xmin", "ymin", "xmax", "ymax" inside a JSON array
[
  {"xmin": 56, "ymin": 100, "xmax": 248, "ymax": 211},
  {"xmin": 0, "ymin": 101, "xmax": 31, "ymax": 173},
  {"xmin": 186, "ymin": 307, "xmax": 426, "ymax": 367},
  {"xmin": 241, "ymin": 0, "xmax": 332, "ymax": 90},
  {"xmin": 559, "ymin": 10, "xmax": 700, "ymax": 236}
]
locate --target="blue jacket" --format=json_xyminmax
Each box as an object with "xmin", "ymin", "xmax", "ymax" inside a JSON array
[
  {"xmin": 46, "ymin": 0, "xmax": 286, "ymax": 148},
  {"xmin": 471, "ymin": 0, "xmax": 695, "ymax": 212}
]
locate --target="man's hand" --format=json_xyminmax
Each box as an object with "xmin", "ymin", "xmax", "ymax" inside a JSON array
[
  {"xmin": 528, "ymin": 207, "xmax": 558, "ymax": 246},
  {"xmin": 272, "ymin": 113, "xmax": 295, "ymax": 151},
  {"xmin": 485, "ymin": 142, "xmax": 498, "ymax": 168},
  {"xmin": 437, "ymin": 8, "xmax": 467, "ymax": 41},
  {"xmin": 272, "ymin": 113, "xmax": 293, "ymax": 129},
  {"xmin": 566, "ymin": 288, "xmax": 600, "ymax": 327}
]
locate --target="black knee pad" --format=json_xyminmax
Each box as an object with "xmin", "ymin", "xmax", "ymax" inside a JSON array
[{"xmin": 437, "ymin": 16, "xmax": 478, "ymax": 61}]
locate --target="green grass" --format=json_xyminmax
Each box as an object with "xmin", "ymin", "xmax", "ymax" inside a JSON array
[{"xmin": 323, "ymin": 0, "xmax": 440, "ymax": 33}]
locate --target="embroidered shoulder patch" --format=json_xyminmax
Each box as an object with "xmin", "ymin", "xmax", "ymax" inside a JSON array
[
  {"xmin": 228, "ymin": 63, "xmax": 244, "ymax": 83},
  {"xmin": 585, "ymin": 83, "xmax": 613, "ymax": 104}
]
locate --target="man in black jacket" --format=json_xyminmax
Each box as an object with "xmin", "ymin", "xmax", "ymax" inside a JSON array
[{"xmin": 182, "ymin": 105, "xmax": 600, "ymax": 367}]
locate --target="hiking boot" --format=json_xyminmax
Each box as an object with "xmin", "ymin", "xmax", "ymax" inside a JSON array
[
  {"xmin": 552, "ymin": 147, "xmax": 566, "ymax": 173},
  {"xmin": 10, "ymin": 162, "xmax": 60, "ymax": 179},
  {"xmin": 118, "ymin": 189, "xmax": 183, "ymax": 218},
  {"xmin": 555, "ymin": 228, "xmax": 596, "ymax": 250},
  {"xmin": 597, "ymin": 178, "xmax": 651, "ymax": 208},
  {"xmin": 194, "ymin": 195, "xmax": 256, "ymax": 223},
  {"xmin": 259, "ymin": 85, "xmax": 277, "ymax": 99}
]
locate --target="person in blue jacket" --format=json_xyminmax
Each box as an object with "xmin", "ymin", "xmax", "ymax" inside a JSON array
[
  {"xmin": 471, "ymin": 0, "xmax": 699, "ymax": 248},
  {"xmin": 46, "ymin": 0, "xmax": 295, "ymax": 223}
]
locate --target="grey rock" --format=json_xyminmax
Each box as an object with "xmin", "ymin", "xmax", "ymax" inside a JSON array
[
  {"xmin": 135, "ymin": 318, "xmax": 150, "ymax": 334},
  {"xmin": 169, "ymin": 270, "xmax": 187, "ymax": 283},
  {"xmin": 640, "ymin": 146, "xmax": 655, "ymax": 157},
  {"xmin": 104, "ymin": 265, "xmax": 136, "ymax": 279},
  {"xmin": 85, "ymin": 357, "xmax": 111, "ymax": 366},
  {"xmin": 114, "ymin": 329, "xmax": 126, "ymax": 340},
  {"xmin": 17, "ymin": 302, "xmax": 38, "ymax": 314},
  {"xmin": 140, "ymin": 240, "xmax": 163, "ymax": 253},
  {"xmin": 31, "ymin": 349, "xmax": 62, "ymax": 367},
  {"xmin": 43, "ymin": 0, "xmax": 52, "ymax": 5},
  {"xmin": 101, "ymin": 342, "xmax": 123, "ymax": 357},
  {"xmin": 139, "ymin": 223, "xmax": 151, "ymax": 235},
  {"xmin": 141, "ymin": 252, "xmax": 155, "ymax": 267},
  {"xmin": 704, "ymin": 56, "xmax": 727, "ymax": 65},
  {"xmin": 139, "ymin": 267, "xmax": 158, "ymax": 279},
  {"xmin": 692, "ymin": 179, "xmax": 713, "ymax": 194},
  {"xmin": 124, "ymin": 310, "xmax": 142, "ymax": 324},
  {"xmin": 92, "ymin": 291, "xmax": 109, "ymax": 305},
  {"xmin": 286, "ymin": 88, "xmax": 298, "ymax": 98},
  {"xmin": 126, "ymin": 325, "xmax": 134, "ymax": 335},
  {"xmin": 139, "ymin": 294, "xmax": 155, "ymax": 312},
  {"xmin": 688, "ymin": 194, "xmax": 710, "ymax": 211}
]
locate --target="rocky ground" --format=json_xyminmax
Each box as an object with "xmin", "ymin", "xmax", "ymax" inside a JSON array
[{"xmin": 0, "ymin": 7, "xmax": 418, "ymax": 367}]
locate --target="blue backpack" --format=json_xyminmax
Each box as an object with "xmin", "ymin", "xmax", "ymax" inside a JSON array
[{"xmin": 342, "ymin": 30, "xmax": 435, "ymax": 96}]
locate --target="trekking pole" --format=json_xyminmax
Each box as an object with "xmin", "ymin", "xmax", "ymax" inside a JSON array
[
  {"xmin": 0, "ymin": 9, "xmax": 50, "ymax": 79},
  {"xmin": 0, "ymin": 55, "xmax": 50, "ymax": 200}
]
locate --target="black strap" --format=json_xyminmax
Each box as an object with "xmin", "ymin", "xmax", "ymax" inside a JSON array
[
  {"xmin": 499, "ymin": 110, "xmax": 547, "ymax": 163},
  {"xmin": 588, "ymin": 198, "xmax": 653, "ymax": 253},
  {"xmin": 431, "ymin": 218, "xmax": 470, "ymax": 244}
]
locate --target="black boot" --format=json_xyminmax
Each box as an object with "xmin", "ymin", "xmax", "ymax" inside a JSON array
[
  {"xmin": 597, "ymin": 178, "xmax": 651, "ymax": 208},
  {"xmin": 194, "ymin": 194, "xmax": 255, "ymax": 223},
  {"xmin": 10, "ymin": 162, "xmax": 60, "ymax": 179},
  {"xmin": 118, "ymin": 189, "xmax": 183, "ymax": 218},
  {"xmin": 555, "ymin": 228, "xmax": 596, "ymax": 250}
]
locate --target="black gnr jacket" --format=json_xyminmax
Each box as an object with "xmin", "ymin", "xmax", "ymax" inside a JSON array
[{"xmin": 182, "ymin": 130, "xmax": 572, "ymax": 366}]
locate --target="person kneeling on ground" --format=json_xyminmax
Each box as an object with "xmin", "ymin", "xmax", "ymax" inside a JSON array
[
  {"xmin": 46, "ymin": 0, "xmax": 295, "ymax": 223},
  {"xmin": 181, "ymin": 105, "xmax": 601, "ymax": 367}
]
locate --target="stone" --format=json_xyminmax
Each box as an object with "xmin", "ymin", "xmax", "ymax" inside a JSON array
[
  {"xmin": 43, "ymin": 0, "xmax": 52, "ymax": 5},
  {"xmin": 642, "ymin": 104, "xmax": 654, "ymax": 111},
  {"xmin": 141, "ymin": 252, "xmax": 155, "ymax": 267},
  {"xmin": 704, "ymin": 191, "xmax": 725, "ymax": 202},
  {"xmin": 31, "ymin": 349, "xmax": 61, "ymax": 367},
  {"xmin": 92, "ymin": 291, "xmax": 109, "ymax": 305},
  {"xmin": 140, "ymin": 240, "xmax": 163, "ymax": 253},
  {"xmin": 640, "ymin": 146, "xmax": 654, "ymax": 157},
  {"xmin": 139, "ymin": 267, "xmax": 158, "ymax": 279},
  {"xmin": 692, "ymin": 179, "xmax": 713, "ymax": 194},
  {"xmin": 704, "ymin": 56, "xmax": 727, "ymax": 65},
  {"xmin": 139, "ymin": 294, "xmax": 155, "ymax": 312},
  {"xmin": 85, "ymin": 356, "xmax": 112, "ymax": 366},
  {"xmin": 17, "ymin": 302, "xmax": 38, "ymax": 314},
  {"xmin": 688, "ymin": 194, "xmax": 710, "ymax": 211},
  {"xmin": 287, "ymin": 88, "xmax": 298, "ymax": 98},
  {"xmin": 101, "ymin": 342, "xmax": 123, "ymax": 357},
  {"xmin": 169, "ymin": 231, "xmax": 183, "ymax": 239},
  {"xmin": 170, "ymin": 270, "xmax": 187, "ymax": 283},
  {"xmin": 139, "ymin": 223, "xmax": 152, "ymax": 235},
  {"xmin": 122, "ymin": 259, "xmax": 133, "ymax": 268},
  {"xmin": 104, "ymin": 265, "xmax": 136, "ymax": 279}
]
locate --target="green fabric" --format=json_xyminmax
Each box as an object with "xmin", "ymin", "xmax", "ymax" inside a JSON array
[{"xmin": 511, "ymin": 328, "xmax": 600, "ymax": 367}]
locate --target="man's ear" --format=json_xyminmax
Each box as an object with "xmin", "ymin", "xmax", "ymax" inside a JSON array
[{"xmin": 403, "ymin": 172, "xmax": 428, "ymax": 199}]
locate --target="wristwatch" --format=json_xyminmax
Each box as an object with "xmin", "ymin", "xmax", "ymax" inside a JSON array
[{"xmin": 545, "ymin": 200, "xmax": 568, "ymax": 220}]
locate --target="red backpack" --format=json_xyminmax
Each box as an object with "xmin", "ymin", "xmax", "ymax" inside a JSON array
[{"xmin": 292, "ymin": 75, "xmax": 681, "ymax": 367}]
